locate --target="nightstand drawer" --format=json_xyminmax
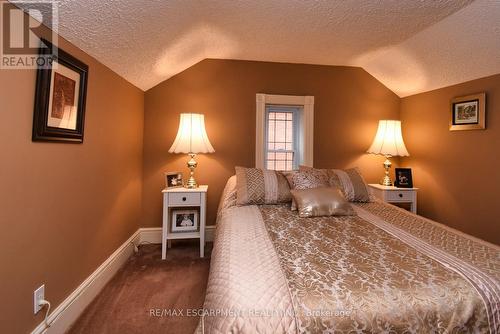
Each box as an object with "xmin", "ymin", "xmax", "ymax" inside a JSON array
[
  {"xmin": 168, "ymin": 192, "xmax": 201, "ymax": 206},
  {"xmin": 368, "ymin": 184, "xmax": 417, "ymax": 214},
  {"xmin": 385, "ymin": 190, "xmax": 414, "ymax": 202}
]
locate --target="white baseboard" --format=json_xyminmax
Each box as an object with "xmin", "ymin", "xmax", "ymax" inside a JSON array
[
  {"xmin": 139, "ymin": 227, "xmax": 163, "ymax": 244},
  {"xmin": 31, "ymin": 226, "xmax": 215, "ymax": 334},
  {"xmin": 31, "ymin": 230, "xmax": 140, "ymax": 334}
]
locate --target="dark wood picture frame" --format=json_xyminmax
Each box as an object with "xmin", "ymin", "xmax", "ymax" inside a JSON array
[
  {"xmin": 449, "ymin": 93, "xmax": 486, "ymax": 131},
  {"xmin": 394, "ymin": 168, "xmax": 413, "ymax": 188},
  {"xmin": 32, "ymin": 39, "xmax": 88, "ymax": 143}
]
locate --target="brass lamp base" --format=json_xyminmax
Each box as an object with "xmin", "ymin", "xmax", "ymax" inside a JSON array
[
  {"xmin": 380, "ymin": 156, "xmax": 393, "ymax": 186},
  {"xmin": 185, "ymin": 153, "xmax": 198, "ymax": 188}
]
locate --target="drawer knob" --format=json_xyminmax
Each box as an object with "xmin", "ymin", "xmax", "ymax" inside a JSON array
[
  {"xmin": 182, "ymin": 197, "xmax": 187, "ymax": 201},
  {"xmin": 398, "ymin": 193, "xmax": 403, "ymax": 198}
]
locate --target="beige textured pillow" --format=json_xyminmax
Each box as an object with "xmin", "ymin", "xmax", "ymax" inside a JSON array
[
  {"xmin": 290, "ymin": 187, "xmax": 355, "ymax": 218},
  {"xmin": 217, "ymin": 175, "xmax": 237, "ymax": 219},
  {"xmin": 284, "ymin": 169, "xmax": 330, "ymax": 190},
  {"xmin": 300, "ymin": 166, "xmax": 372, "ymax": 203},
  {"xmin": 327, "ymin": 168, "xmax": 372, "ymax": 202},
  {"xmin": 235, "ymin": 167, "xmax": 291, "ymax": 205}
]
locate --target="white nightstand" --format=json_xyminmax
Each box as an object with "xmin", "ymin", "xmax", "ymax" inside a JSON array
[
  {"xmin": 162, "ymin": 185, "xmax": 208, "ymax": 259},
  {"xmin": 368, "ymin": 184, "xmax": 418, "ymax": 214}
]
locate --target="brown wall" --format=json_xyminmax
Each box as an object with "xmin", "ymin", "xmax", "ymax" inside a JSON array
[
  {"xmin": 1, "ymin": 12, "xmax": 498, "ymax": 333},
  {"xmin": 2, "ymin": 4, "xmax": 498, "ymax": 331},
  {"xmin": 0, "ymin": 12, "xmax": 144, "ymax": 334},
  {"xmin": 401, "ymin": 74, "xmax": 500, "ymax": 245},
  {"xmin": 143, "ymin": 59, "xmax": 400, "ymax": 227}
]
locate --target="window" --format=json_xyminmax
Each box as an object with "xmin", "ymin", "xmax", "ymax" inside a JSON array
[
  {"xmin": 265, "ymin": 105, "xmax": 301, "ymax": 171},
  {"xmin": 256, "ymin": 94, "xmax": 314, "ymax": 170}
]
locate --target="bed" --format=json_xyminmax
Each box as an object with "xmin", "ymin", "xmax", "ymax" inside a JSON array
[{"xmin": 198, "ymin": 175, "xmax": 499, "ymax": 333}]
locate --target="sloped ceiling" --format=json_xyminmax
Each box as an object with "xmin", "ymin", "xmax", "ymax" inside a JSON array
[{"xmin": 16, "ymin": 0, "xmax": 500, "ymax": 96}]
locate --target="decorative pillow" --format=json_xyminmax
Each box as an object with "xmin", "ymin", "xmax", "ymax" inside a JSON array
[
  {"xmin": 300, "ymin": 166, "xmax": 372, "ymax": 202},
  {"xmin": 328, "ymin": 168, "xmax": 372, "ymax": 202},
  {"xmin": 290, "ymin": 187, "xmax": 355, "ymax": 218},
  {"xmin": 217, "ymin": 175, "xmax": 237, "ymax": 219},
  {"xmin": 284, "ymin": 169, "xmax": 330, "ymax": 210},
  {"xmin": 235, "ymin": 167, "xmax": 291, "ymax": 205},
  {"xmin": 284, "ymin": 169, "xmax": 330, "ymax": 190}
]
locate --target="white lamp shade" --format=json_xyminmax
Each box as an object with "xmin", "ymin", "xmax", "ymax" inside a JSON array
[
  {"xmin": 367, "ymin": 120, "xmax": 409, "ymax": 157},
  {"xmin": 168, "ymin": 113, "xmax": 215, "ymax": 154}
]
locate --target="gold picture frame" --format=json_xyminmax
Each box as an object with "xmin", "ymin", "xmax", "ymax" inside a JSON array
[
  {"xmin": 165, "ymin": 171, "xmax": 183, "ymax": 188},
  {"xmin": 450, "ymin": 93, "xmax": 486, "ymax": 131}
]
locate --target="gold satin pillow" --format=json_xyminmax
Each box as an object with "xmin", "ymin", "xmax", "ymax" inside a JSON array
[{"xmin": 290, "ymin": 187, "xmax": 355, "ymax": 218}]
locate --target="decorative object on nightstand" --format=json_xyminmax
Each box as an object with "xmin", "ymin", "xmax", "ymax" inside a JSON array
[
  {"xmin": 394, "ymin": 168, "xmax": 413, "ymax": 188},
  {"xmin": 367, "ymin": 120, "xmax": 410, "ymax": 186},
  {"xmin": 169, "ymin": 113, "xmax": 215, "ymax": 188},
  {"xmin": 368, "ymin": 184, "xmax": 418, "ymax": 213},
  {"xmin": 162, "ymin": 185, "xmax": 208, "ymax": 259},
  {"xmin": 164, "ymin": 171, "xmax": 183, "ymax": 188},
  {"xmin": 171, "ymin": 209, "xmax": 198, "ymax": 232}
]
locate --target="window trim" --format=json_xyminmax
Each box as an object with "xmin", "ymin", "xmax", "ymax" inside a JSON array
[{"xmin": 256, "ymin": 94, "xmax": 314, "ymax": 169}]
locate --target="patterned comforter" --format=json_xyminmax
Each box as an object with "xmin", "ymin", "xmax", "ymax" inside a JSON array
[{"xmin": 198, "ymin": 178, "xmax": 499, "ymax": 333}]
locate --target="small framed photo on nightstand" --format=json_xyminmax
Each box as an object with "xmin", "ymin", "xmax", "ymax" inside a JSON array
[
  {"xmin": 394, "ymin": 168, "xmax": 413, "ymax": 188},
  {"xmin": 165, "ymin": 171, "xmax": 183, "ymax": 188},
  {"xmin": 171, "ymin": 210, "xmax": 198, "ymax": 232}
]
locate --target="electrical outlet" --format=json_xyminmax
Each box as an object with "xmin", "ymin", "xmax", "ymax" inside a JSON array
[{"xmin": 34, "ymin": 285, "xmax": 45, "ymax": 314}]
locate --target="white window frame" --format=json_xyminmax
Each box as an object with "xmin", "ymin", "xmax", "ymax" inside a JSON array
[
  {"xmin": 265, "ymin": 105, "xmax": 300, "ymax": 170},
  {"xmin": 256, "ymin": 94, "xmax": 314, "ymax": 169}
]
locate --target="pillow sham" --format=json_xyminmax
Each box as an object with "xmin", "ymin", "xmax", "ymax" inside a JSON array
[
  {"xmin": 284, "ymin": 168, "xmax": 330, "ymax": 190},
  {"xmin": 300, "ymin": 166, "xmax": 372, "ymax": 202},
  {"xmin": 235, "ymin": 167, "xmax": 291, "ymax": 205},
  {"xmin": 217, "ymin": 175, "xmax": 237, "ymax": 219},
  {"xmin": 290, "ymin": 187, "xmax": 355, "ymax": 218}
]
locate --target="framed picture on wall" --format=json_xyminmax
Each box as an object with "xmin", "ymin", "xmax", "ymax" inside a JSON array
[
  {"xmin": 450, "ymin": 93, "xmax": 486, "ymax": 131},
  {"xmin": 394, "ymin": 168, "xmax": 413, "ymax": 188},
  {"xmin": 32, "ymin": 39, "xmax": 89, "ymax": 143}
]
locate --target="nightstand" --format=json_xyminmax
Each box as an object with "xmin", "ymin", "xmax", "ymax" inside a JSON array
[
  {"xmin": 162, "ymin": 185, "xmax": 207, "ymax": 259},
  {"xmin": 368, "ymin": 184, "xmax": 418, "ymax": 213}
]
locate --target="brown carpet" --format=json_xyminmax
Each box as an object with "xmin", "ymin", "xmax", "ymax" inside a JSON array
[{"xmin": 67, "ymin": 241, "xmax": 211, "ymax": 334}]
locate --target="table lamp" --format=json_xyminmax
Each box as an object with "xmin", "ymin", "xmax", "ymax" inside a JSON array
[
  {"xmin": 169, "ymin": 113, "xmax": 215, "ymax": 188},
  {"xmin": 367, "ymin": 120, "xmax": 409, "ymax": 186}
]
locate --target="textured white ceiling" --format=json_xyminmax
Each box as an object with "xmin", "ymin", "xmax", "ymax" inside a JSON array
[
  {"xmin": 16, "ymin": 0, "xmax": 500, "ymax": 96},
  {"xmin": 356, "ymin": 0, "xmax": 500, "ymax": 96}
]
